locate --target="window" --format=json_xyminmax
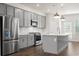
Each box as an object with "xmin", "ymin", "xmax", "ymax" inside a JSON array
[{"xmin": 62, "ymin": 21, "xmax": 72, "ymax": 33}]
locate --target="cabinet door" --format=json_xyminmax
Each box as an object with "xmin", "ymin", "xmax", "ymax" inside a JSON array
[
  {"xmin": 31, "ymin": 13, "xmax": 37, "ymax": 21},
  {"xmin": 31, "ymin": 13, "xmax": 34, "ymax": 20},
  {"xmin": 19, "ymin": 35, "xmax": 28, "ymax": 49},
  {"xmin": 0, "ymin": 4, "xmax": 6, "ymax": 16},
  {"xmin": 41, "ymin": 16, "xmax": 46, "ymax": 28},
  {"xmin": 15, "ymin": 8, "xmax": 24, "ymax": 27},
  {"xmin": 38, "ymin": 15, "xmax": 46, "ymax": 28},
  {"xmin": 24, "ymin": 11, "xmax": 28, "ymax": 27},
  {"xmin": 37, "ymin": 15, "xmax": 42, "ymax": 28},
  {"xmin": 18, "ymin": 38, "xmax": 24, "ymax": 49},
  {"xmin": 24, "ymin": 11, "xmax": 32, "ymax": 27},
  {"xmin": 28, "ymin": 12, "xmax": 32, "ymax": 26},
  {"xmin": 6, "ymin": 5, "xmax": 15, "ymax": 16},
  {"xmin": 24, "ymin": 11, "xmax": 30, "ymax": 27},
  {"xmin": 28, "ymin": 35, "xmax": 34, "ymax": 47},
  {"xmin": 23, "ymin": 35, "xmax": 28, "ymax": 48}
]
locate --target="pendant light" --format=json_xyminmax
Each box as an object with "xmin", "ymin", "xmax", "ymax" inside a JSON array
[
  {"xmin": 60, "ymin": 15, "xmax": 64, "ymax": 19},
  {"xmin": 53, "ymin": 4, "xmax": 60, "ymax": 18},
  {"xmin": 54, "ymin": 3, "xmax": 65, "ymax": 19},
  {"xmin": 60, "ymin": 3, "xmax": 65, "ymax": 21},
  {"xmin": 54, "ymin": 12, "xmax": 60, "ymax": 18},
  {"xmin": 54, "ymin": 12, "xmax": 59, "ymax": 16},
  {"xmin": 60, "ymin": 15, "xmax": 65, "ymax": 21}
]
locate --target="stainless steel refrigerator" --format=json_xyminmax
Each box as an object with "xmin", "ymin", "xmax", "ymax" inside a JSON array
[{"xmin": 0, "ymin": 16, "xmax": 19, "ymax": 56}]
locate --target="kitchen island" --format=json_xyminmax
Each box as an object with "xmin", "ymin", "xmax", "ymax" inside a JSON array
[{"xmin": 42, "ymin": 34, "xmax": 69, "ymax": 54}]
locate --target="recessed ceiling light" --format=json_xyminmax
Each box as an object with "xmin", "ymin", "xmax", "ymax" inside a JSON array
[
  {"xmin": 36, "ymin": 4, "xmax": 40, "ymax": 7},
  {"xmin": 47, "ymin": 9, "xmax": 50, "ymax": 12},
  {"xmin": 60, "ymin": 3, "xmax": 64, "ymax": 7}
]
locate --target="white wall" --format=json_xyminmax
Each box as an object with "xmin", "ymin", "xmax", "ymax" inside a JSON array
[{"xmin": 42, "ymin": 14, "xmax": 61, "ymax": 35}]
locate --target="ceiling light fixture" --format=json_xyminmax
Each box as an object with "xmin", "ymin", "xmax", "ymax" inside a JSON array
[
  {"xmin": 54, "ymin": 12, "xmax": 59, "ymax": 16},
  {"xmin": 60, "ymin": 15, "xmax": 64, "ymax": 19},
  {"xmin": 60, "ymin": 3, "xmax": 64, "ymax": 7},
  {"xmin": 53, "ymin": 4, "xmax": 60, "ymax": 18},
  {"xmin": 60, "ymin": 15, "xmax": 65, "ymax": 21},
  {"xmin": 60, "ymin": 3, "xmax": 65, "ymax": 21},
  {"xmin": 36, "ymin": 4, "xmax": 40, "ymax": 7},
  {"xmin": 54, "ymin": 12, "xmax": 60, "ymax": 18},
  {"xmin": 47, "ymin": 9, "xmax": 50, "ymax": 12},
  {"xmin": 54, "ymin": 3, "xmax": 65, "ymax": 20}
]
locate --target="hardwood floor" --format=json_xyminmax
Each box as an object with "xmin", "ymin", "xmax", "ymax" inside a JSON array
[
  {"xmin": 59, "ymin": 42, "xmax": 79, "ymax": 56},
  {"xmin": 10, "ymin": 42, "xmax": 79, "ymax": 56}
]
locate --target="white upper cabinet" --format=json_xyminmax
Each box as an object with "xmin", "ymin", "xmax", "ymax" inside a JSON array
[
  {"xmin": 24, "ymin": 11, "xmax": 29, "ymax": 27},
  {"xmin": 0, "ymin": 4, "xmax": 6, "ymax": 16},
  {"xmin": 41, "ymin": 16, "xmax": 46, "ymax": 28},
  {"xmin": 24, "ymin": 12, "xmax": 46, "ymax": 28},
  {"xmin": 15, "ymin": 8, "xmax": 24, "ymax": 27},
  {"xmin": 24, "ymin": 11, "xmax": 32, "ymax": 27},
  {"xmin": 6, "ymin": 5, "xmax": 15, "ymax": 16},
  {"xmin": 31, "ymin": 13, "xmax": 38, "ymax": 21},
  {"xmin": 37, "ymin": 15, "xmax": 41, "ymax": 28},
  {"xmin": 38, "ymin": 15, "xmax": 46, "ymax": 29}
]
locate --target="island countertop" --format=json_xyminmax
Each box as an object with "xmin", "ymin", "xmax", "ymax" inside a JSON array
[{"xmin": 41, "ymin": 33, "xmax": 69, "ymax": 36}]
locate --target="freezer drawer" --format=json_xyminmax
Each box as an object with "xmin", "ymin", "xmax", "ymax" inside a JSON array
[
  {"xmin": 3, "ymin": 41, "xmax": 11, "ymax": 55},
  {"xmin": 10, "ymin": 40, "xmax": 19, "ymax": 53},
  {"xmin": 12, "ymin": 40, "xmax": 19, "ymax": 52},
  {"xmin": 3, "ymin": 40, "xmax": 18, "ymax": 56}
]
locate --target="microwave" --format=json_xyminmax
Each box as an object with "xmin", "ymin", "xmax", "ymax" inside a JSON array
[{"xmin": 31, "ymin": 20, "xmax": 38, "ymax": 27}]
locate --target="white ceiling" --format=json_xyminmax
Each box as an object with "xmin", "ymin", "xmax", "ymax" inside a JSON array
[{"xmin": 21, "ymin": 3, "xmax": 79, "ymax": 15}]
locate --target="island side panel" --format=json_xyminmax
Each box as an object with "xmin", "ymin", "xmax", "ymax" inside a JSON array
[
  {"xmin": 42, "ymin": 35, "xmax": 58, "ymax": 54},
  {"xmin": 57, "ymin": 36, "xmax": 68, "ymax": 53}
]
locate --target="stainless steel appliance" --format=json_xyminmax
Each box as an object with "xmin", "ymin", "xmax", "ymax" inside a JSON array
[
  {"xmin": 0, "ymin": 16, "xmax": 19, "ymax": 56},
  {"xmin": 29, "ymin": 32, "xmax": 41, "ymax": 46}
]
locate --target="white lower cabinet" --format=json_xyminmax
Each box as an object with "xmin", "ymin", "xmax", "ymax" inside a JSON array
[
  {"xmin": 23, "ymin": 35, "xmax": 28, "ymax": 48},
  {"xmin": 19, "ymin": 35, "xmax": 28, "ymax": 49},
  {"xmin": 19, "ymin": 35, "xmax": 34, "ymax": 49},
  {"xmin": 27, "ymin": 34, "xmax": 34, "ymax": 47},
  {"xmin": 19, "ymin": 38, "xmax": 24, "ymax": 49}
]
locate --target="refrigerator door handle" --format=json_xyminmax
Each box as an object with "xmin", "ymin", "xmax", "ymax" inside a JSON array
[
  {"xmin": 9, "ymin": 16, "xmax": 12, "ymax": 39},
  {"xmin": 12, "ymin": 18, "xmax": 19, "ymax": 39}
]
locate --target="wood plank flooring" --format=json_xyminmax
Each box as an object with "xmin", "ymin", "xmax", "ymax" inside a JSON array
[{"xmin": 10, "ymin": 42, "xmax": 79, "ymax": 56}]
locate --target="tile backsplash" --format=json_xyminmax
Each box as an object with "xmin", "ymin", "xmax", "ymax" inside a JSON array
[{"xmin": 19, "ymin": 27, "xmax": 42, "ymax": 35}]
